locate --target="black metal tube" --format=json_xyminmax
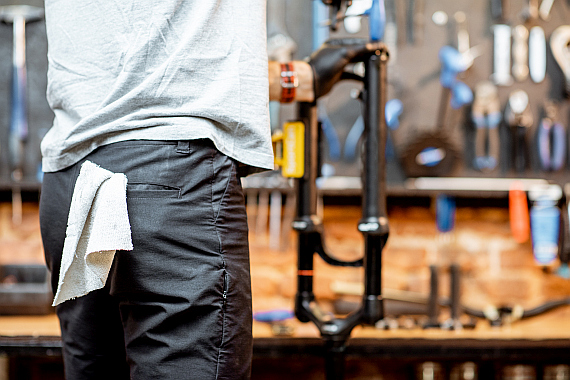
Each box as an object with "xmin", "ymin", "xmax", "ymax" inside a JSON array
[
  {"xmin": 425, "ymin": 265, "xmax": 440, "ymax": 328},
  {"xmin": 361, "ymin": 54, "xmax": 381, "ymax": 220},
  {"xmin": 294, "ymin": 102, "xmax": 319, "ymax": 323},
  {"xmin": 296, "ymin": 102, "xmax": 319, "ymax": 218},
  {"xmin": 359, "ymin": 49, "xmax": 389, "ymax": 325},
  {"xmin": 362, "ymin": 235, "xmax": 384, "ymax": 324},
  {"xmin": 450, "ymin": 263, "xmax": 461, "ymax": 320},
  {"xmin": 324, "ymin": 340, "xmax": 346, "ymax": 380}
]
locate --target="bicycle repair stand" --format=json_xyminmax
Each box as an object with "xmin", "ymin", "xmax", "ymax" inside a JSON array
[{"xmin": 292, "ymin": 45, "xmax": 389, "ymax": 380}]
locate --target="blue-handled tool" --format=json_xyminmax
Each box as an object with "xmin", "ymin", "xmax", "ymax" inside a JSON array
[
  {"xmin": 538, "ymin": 101, "xmax": 565, "ymax": 171},
  {"xmin": 0, "ymin": 5, "xmax": 44, "ymax": 225},
  {"xmin": 364, "ymin": 0, "xmax": 386, "ymax": 42},
  {"xmin": 343, "ymin": 99, "xmax": 402, "ymax": 161},
  {"xmin": 436, "ymin": 194, "xmax": 456, "ymax": 233}
]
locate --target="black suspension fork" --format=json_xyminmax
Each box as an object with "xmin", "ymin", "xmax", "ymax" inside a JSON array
[{"xmin": 293, "ymin": 45, "xmax": 390, "ymax": 380}]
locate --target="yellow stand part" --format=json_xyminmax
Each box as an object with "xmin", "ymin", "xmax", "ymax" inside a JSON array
[{"xmin": 272, "ymin": 121, "xmax": 305, "ymax": 178}]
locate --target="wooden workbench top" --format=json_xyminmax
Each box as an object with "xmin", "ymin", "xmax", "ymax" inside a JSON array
[{"xmin": 4, "ymin": 305, "xmax": 569, "ymax": 342}]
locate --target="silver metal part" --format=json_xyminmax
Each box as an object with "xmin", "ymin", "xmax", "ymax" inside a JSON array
[
  {"xmin": 491, "ymin": 24, "xmax": 513, "ymax": 86},
  {"xmin": 512, "ymin": 25, "xmax": 529, "ymax": 82},
  {"xmin": 529, "ymin": 26, "xmax": 546, "ymax": 83}
]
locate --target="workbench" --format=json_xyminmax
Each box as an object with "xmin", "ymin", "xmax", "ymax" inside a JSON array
[{"xmin": 1, "ymin": 309, "xmax": 570, "ymax": 379}]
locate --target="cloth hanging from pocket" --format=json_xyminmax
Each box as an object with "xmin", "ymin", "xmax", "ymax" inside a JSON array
[{"xmin": 52, "ymin": 160, "xmax": 133, "ymax": 306}]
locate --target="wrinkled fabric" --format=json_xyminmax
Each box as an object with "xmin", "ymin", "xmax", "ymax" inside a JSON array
[
  {"xmin": 53, "ymin": 160, "xmax": 132, "ymax": 306},
  {"xmin": 42, "ymin": 0, "xmax": 272, "ymax": 174}
]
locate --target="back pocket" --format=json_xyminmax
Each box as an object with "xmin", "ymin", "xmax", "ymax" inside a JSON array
[{"xmin": 127, "ymin": 183, "xmax": 181, "ymax": 199}]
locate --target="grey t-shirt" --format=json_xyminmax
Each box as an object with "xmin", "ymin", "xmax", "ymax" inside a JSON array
[{"xmin": 41, "ymin": 0, "xmax": 273, "ymax": 174}]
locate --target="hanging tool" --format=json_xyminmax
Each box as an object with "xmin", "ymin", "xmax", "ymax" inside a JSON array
[
  {"xmin": 406, "ymin": 0, "xmax": 425, "ymax": 45},
  {"xmin": 505, "ymin": 90, "xmax": 533, "ymax": 173},
  {"xmin": 550, "ymin": 25, "xmax": 570, "ymax": 98},
  {"xmin": 343, "ymin": 98, "xmax": 402, "ymax": 162},
  {"xmin": 471, "ymin": 81, "xmax": 501, "ymax": 171},
  {"xmin": 0, "ymin": 5, "xmax": 45, "ymax": 225},
  {"xmin": 528, "ymin": 26, "xmax": 546, "ymax": 83},
  {"xmin": 521, "ymin": 0, "xmax": 540, "ymax": 20},
  {"xmin": 538, "ymin": 0, "xmax": 555, "ymax": 20},
  {"xmin": 400, "ymin": 46, "xmax": 472, "ymax": 177},
  {"xmin": 491, "ymin": 24, "xmax": 514, "ymax": 86},
  {"xmin": 538, "ymin": 100, "xmax": 565, "ymax": 171},
  {"xmin": 512, "ymin": 25, "xmax": 529, "ymax": 82},
  {"xmin": 491, "ymin": 0, "xmax": 510, "ymax": 22}
]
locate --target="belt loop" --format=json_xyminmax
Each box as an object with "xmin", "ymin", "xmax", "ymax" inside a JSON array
[{"xmin": 176, "ymin": 140, "xmax": 191, "ymax": 154}]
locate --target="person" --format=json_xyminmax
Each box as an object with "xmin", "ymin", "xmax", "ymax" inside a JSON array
[{"xmin": 39, "ymin": 1, "xmax": 381, "ymax": 379}]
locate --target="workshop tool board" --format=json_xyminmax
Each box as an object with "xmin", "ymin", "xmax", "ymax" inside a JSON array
[
  {"xmin": 0, "ymin": 0, "xmax": 568, "ymax": 194},
  {"xmin": 278, "ymin": 0, "xmax": 570, "ymax": 190}
]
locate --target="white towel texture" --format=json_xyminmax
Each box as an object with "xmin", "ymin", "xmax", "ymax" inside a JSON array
[{"xmin": 52, "ymin": 161, "xmax": 133, "ymax": 306}]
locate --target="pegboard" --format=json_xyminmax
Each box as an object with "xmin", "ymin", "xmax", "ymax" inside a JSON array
[
  {"xmin": 0, "ymin": 0, "xmax": 569, "ymax": 195},
  {"xmin": 298, "ymin": 0, "xmax": 570, "ymax": 194}
]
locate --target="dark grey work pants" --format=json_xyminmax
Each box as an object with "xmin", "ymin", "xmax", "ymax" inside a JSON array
[{"xmin": 39, "ymin": 139, "xmax": 253, "ymax": 379}]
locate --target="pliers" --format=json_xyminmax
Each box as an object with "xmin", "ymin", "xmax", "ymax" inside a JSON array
[
  {"xmin": 538, "ymin": 100, "xmax": 565, "ymax": 171},
  {"xmin": 472, "ymin": 81, "xmax": 501, "ymax": 171}
]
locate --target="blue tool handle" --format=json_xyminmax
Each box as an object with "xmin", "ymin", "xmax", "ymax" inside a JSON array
[
  {"xmin": 438, "ymin": 46, "xmax": 466, "ymax": 89},
  {"xmin": 538, "ymin": 120, "xmax": 551, "ymax": 170},
  {"xmin": 11, "ymin": 65, "xmax": 28, "ymax": 140},
  {"xmin": 253, "ymin": 310, "xmax": 294, "ymax": 323},
  {"xmin": 344, "ymin": 99, "xmax": 402, "ymax": 161},
  {"xmin": 450, "ymin": 81, "xmax": 473, "ymax": 109},
  {"xmin": 436, "ymin": 194, "xmax": 456, "ymax": 233},
  {"xmin": 367, "ymin": 0, "xmax": 386, "ymax": 42},
  {"xmin": 319, "ymin": 116, "xmax": 341, "ymax": 161},
  {"xmin": 551, "ymin": 123, "xmax": 566, "ymax": 171},
  {"xmin": 385, "ymin": 99, "xmax": 403, "ymax": 130},
  {"xmin": 10, "ymin": 64, "xmax": 28, "ymax": 171}
]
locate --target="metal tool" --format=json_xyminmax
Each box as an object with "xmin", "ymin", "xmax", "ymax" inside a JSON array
[
  {"xmin": 471, "ymin": 81, "xmax": 501, "ymax": 171},
  {"xmin": 528, "ymin": 26, "xmax": 546, "ymax": 83},
  {"xmin": 512, "ymin": 25, "xmax": 529, "ymax": 82},
  {"xmin": 550, "ymin": 25, "xmax": 570, "ymax": 97},
  {"xmin": 539, "ymin": 0, "xmax": 555, "ymax": 20},
  {"xmin": 407, "ymin": 0, "xmax": 425, "ymax": 45},
  {"xmin": 491, "ymin": 24, "xmax": 514, "ymax": 86},
  {"xmin": 491, "ymin": 0, "xmax": 510, "ymax": 21},
  {"xmin": 538, "ymin": 100, "xmax": 565, "ymax": 171},
  {"xmin": 505, "ymin": 90, "xmax": 532, "ymax": 173},
  {"xmin": 0, "ymin": 5, "xmax": 44, "ymax": 225}
]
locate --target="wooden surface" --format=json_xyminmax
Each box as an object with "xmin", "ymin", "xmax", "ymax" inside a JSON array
[
  {"xmin": 1, "ymin": 201, "xmax": 570, "ymax": 347},
  {"xmin": 3, "ymin": 304, "xmax": 570, "ymax": 341}
]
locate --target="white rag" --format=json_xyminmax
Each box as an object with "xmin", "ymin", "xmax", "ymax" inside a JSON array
[{"xmin": 52, "ymin": 160, "xmax": 133, "ymax": 306}]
